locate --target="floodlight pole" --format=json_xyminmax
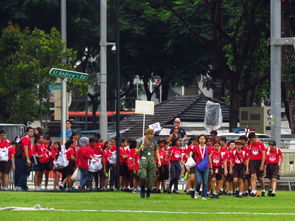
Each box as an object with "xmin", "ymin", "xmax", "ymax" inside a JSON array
[
  {"xmin": 100, "ymin": 0, "xmax": 108, "ymax": 141},
  {"xmin": 270, "ymin": 0, "xmax": 295, "ymax": 146}
]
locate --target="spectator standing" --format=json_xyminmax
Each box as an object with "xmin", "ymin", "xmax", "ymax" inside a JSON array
[
  {"xmin": 169, "ymin": 118, "xmax": 187, "ymax": 139},
  {"xmin": 0, "ymin": 130, "xmax": 13, "ymax": 190},
  {"xmin": 15, "ymin": 127, "xmax": 34, "ymax": 191},
  {"xmin": 191, "ymin": 135, "xmax": 210, "ymax": 200}
]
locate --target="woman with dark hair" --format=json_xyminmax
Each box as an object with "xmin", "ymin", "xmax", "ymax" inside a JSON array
[
  {"xmin": 167, "ymin": 126, "xmax": 180, "ymax": 143},
  {"xmin": 43, "ymin": 136, "xmax": 52, "ymax": 190},
  {"xmin": 191, "ymin": 134, "xmax": 210, "ymax": 200},
  {"xmin": 52, "ymin": 141, "xmax": 63, "ymax": 190},
  {"xmin": 167, "ymin": 137, "xmax": 182, "ymax": 194}
]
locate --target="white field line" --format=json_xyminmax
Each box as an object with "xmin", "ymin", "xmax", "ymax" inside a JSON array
[{"xmin": 0, "ymin": 207, "xmax": 295, "ymax": 216}]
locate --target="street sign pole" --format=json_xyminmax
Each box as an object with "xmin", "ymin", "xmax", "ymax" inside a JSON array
[{"xmin": 61, "ymin": 0, "xmax": 67, "ymax": 145}]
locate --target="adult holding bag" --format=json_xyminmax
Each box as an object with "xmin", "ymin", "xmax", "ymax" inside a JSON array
[{"xmin": 191, "ymin": 135, "xmax": 210, "ymax": 200}]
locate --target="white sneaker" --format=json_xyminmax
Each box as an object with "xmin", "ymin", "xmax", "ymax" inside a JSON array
[
  {"xmin": 201, "ymin": 197, "xmax": 207, "ymax": 200},
  {"xmin": 194, "ymin": 192, "xmax": 198, "ymax": 199}
]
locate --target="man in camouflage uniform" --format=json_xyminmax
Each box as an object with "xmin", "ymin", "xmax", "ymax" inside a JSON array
[{"xmin": 136, "ymin": 129, "xmax": 161, "ymax": 198}]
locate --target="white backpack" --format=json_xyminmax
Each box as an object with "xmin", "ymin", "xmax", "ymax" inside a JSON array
[
  {"xmin": 0, "ymin": 146, "xmax": 9, "ymax": 162},
  {"xmin": 109, "ymin": 151, "xmax": 117, "ymax": 165},
  {"xmin": 89, "ymin": 154, "xmax": 102, "ymax": 172},
  {"xmin": 53, "ymin": 150, "xmax": 69, "ymax": 169}
]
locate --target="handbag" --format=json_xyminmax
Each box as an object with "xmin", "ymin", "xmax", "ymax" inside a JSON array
[
  {"xmin": 53, "ymin": 151, "xmax": 69, "ymax": 169},
  {"xmin": 185, "ymin": 156, "xmax": 196, "ymax": 168},
  {"xmin": 89, "ymin": 154, "xmax": 102, "ymax": 172},
  {"xmin": 71, "ymin": 168, "xmax": 81, "ymax": 181}
]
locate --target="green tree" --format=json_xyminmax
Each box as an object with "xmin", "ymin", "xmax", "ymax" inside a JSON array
[{"xmin": 0, "ymin": 25, "xmax": 77, "ymax": 124}]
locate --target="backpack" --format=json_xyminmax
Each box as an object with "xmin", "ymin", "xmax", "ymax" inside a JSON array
[{"xmin": 0, "ymin": 146, "xmax": 9, "ymax": 162}]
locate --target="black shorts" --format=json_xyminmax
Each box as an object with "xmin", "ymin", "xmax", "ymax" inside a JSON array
[
  {"xmin": 266, "ymin": 164, "xmax": 279, "ymax": 179},
  {"xmin": 212, "ymin": 166, "xmax": 223, "ymax": 180},
  {"xmin": 119, "ymin": 163, "xmax": 129, "ymax": 178},
  {"xmin": 249, "ymin": 160, "xmax": 264, "ymax": 177},
  {"xmin": 189, "ymin": 167, "xmax": 196, "ymax": 174},
  {"xmin": 0, "ymin": 160, "xmax": 11, "ymax": 173},
  {"xmin": 158, "ymin": 165, "xmax": 169, "ymax": 181},
  {"xmin": 233, "ymin": 164, "xmax": 245, "ymax": 179},
  {"xmin": 44, "ymin": 159, "xmax": 53, "ymax": 172},
  {"xmin": 64, "ymin": 160, "xmax": 76, "ymax": 176},
  {"xmin": 34, "ymin": 162, "xmax": 47, "ymax": 172},
  {"xmin": 225, "ymin": 166, "xmax": 233, "ymax": 182}
]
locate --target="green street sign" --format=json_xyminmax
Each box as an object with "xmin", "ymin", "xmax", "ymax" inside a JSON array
[
  {"xmin": 49, "ymin": 68, "xmax": 89, "ymax": 81},
  {"xmin": 49, "ymin": 83, "xmax": 62, "ymax": 91}
]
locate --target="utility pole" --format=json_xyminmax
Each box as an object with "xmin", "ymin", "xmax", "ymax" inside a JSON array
[
  {"xmin": 270, "ymin": 0, "xmax": 295, "ymax": 146},
  {"xmin": 100, "ymin": 0, "xmax": 108, "ymax": 141},
  {"xmin": 61, "ymin": 0, "xmax": 67, "ymax": 145}
]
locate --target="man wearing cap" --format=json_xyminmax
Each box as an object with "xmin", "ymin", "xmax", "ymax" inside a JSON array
[{"xmin": 136, "ymin": 128, "xmax": 161, "ymax": 198}]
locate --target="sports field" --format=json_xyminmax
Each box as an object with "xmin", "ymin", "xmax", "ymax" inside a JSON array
[{"xmin": 0, "ymin": 191, "xmax": 295, "ymax": 221}]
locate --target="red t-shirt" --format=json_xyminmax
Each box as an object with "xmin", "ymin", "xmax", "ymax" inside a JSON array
[
  {"xmin": 76, "ymin": 145, "xmax": 91, "ymax": 169},
  {"xmin": 211, "ymin": 151, "xmax": 223, "ymax": 167},
  {"xmin": 129, "ymin": 148, "xmax": 140, "ymax": 171},
  {"xmin": 192, "ymin": 145, "xmax": 210, "ymax": 167},
  {"xmin": 220, "ymin": 147, "xmax": 228, "ymax": 159},
  {"xmin": 158, "ymin": 148, "xmax": 169, "ymax": 165},
  {"xmin": 248, "ymin": 141, "xmax": 266, "ymax": 161},
  {"xmin": 21, "ymin": 136, "xmax": 32, "ymax": 158},
  {"xmin": 224, "ymin": 151, "xmax": 233, "ymax": 167},
  {"xmin": 119, "ymin": 147, "xmax": 130, "ymax": 163},
  {"xmin": 51, "ymin": 149, "xmax": 60, "ymax": 159},
  {"xmin": 103, "ymin": 149, "xmax": 112, "ymax": 163},
  {"xmin": 232, "ymin": 150, "xmax": 248, "ymax": 165},
  {"xmin": 35, "ymin": 144, "xmax": 51, "ymax": 164},
  {"xmin": 65, "ymin": 148, "xmax": 76, "ymax": 161},
  {"xmin": 266, "ymin": 148, "xmax": 282, "ymax": 164},
  {"xmin": 92, "ymin": 142, "xmax": 104, "ymax": 155},
  {"xmin": 168, "ymin": 146, "xmax": 182, "ymax": 161},
  {"xmin": 8, "ymin": 146, "xmax": 16, "ymax": 159},
  {"xmin": 0, "ymin": 139, "xmax": 10, "ymax": 148}
]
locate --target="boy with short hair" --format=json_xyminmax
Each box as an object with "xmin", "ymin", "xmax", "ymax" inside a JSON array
[
  {"xmin": 265, "ymin": 141, "xmax": 283, "ymax": 197},
  {"xmin": 210, "ymin": 142, "xmax": 224, "ymax": 198},
  {"xmin": 247, "ymin": 132, "xmax": 266, "ymax": 197},
  {"xmin": 232, "ymin": 140, "xmax": 249, "ymax": 197}
]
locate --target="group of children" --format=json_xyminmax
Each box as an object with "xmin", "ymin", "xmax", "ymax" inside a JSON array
[{"xmin": 0, "ymin": 127, "xmax": 283, "ymax": 198}]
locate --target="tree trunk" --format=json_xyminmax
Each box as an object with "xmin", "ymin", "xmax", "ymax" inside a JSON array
[
  {"xmin": 161, "ymin": 80, "xmax": 170, "ymax": 101},
  {"xmin": 229, "ymin": 87, "xmax": 240, "ymax": 130},
  {"xmin": 143, "ymin": 76, "xmax": 152, "ymax": 101}
]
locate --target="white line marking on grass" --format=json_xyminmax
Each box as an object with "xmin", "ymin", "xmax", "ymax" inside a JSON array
[{"xmin": 0, "ymin": 207, "xmax": 295, "ymax": 216}]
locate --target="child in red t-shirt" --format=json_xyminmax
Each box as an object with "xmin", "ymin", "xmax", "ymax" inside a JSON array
[
  {"xmin": 167, "ymin": 138, "xmax": 182, "ymax": 194},
  {"xmin": 209, "ymin": 142, "xmax": 224, "ymax": 198},
  {"xmin": 33, "ymin": 134, "xmax": 47, "ymax": 190},
  {"xmin": 265, "ymin": 141, "xmax": 283, "ymax": 196},
  {"xmin": 155, "ymin": 138, "xmax": 169, "ymax": 193},
  {"xmin": 232, "ymin": 140, "xmax": 249, "ymax": 197}
]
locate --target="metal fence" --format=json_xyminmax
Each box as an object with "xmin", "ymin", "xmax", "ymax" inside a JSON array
[
  {"xmin": 0, "ymin": 124, "xmax": 26, "ymax": 141},
  {"xmin": 281, "ymin": 149, "xmax": 295, "ymax": 177}
]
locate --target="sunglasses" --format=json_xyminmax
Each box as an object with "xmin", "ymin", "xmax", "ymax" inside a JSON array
[{"xmin": 268, "ymin": 143, "xmax": 275, "ymax": 146}]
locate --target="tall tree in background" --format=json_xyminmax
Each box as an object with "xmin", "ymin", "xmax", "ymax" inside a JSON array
[{"xmin": 0, "ymin": 25, "xmax": 76, "ymax": 124}]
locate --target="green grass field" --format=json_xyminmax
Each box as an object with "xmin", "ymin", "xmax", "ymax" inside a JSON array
[{"xmin": 1, "ymin": 191, "xmax": 295, "ymax": 221}]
